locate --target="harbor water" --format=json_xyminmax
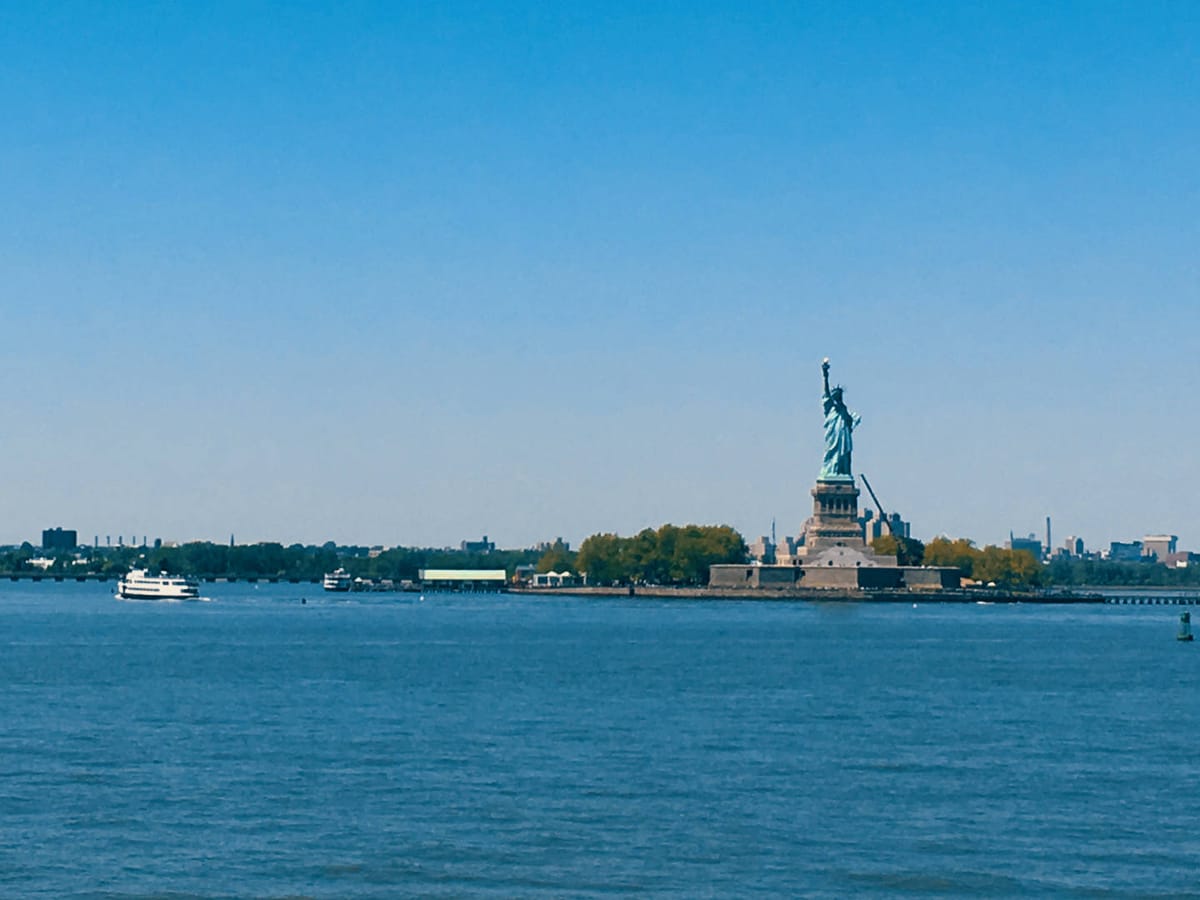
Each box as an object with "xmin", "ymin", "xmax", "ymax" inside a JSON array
[{"xmin": 2, "ymin": 582, "xmax": 1198, "ymax": 898}]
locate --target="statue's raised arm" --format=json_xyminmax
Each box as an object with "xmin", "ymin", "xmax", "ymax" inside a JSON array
[{"xmin": 819, "ymin": 358, "xmax": 860, "ymax": 480}]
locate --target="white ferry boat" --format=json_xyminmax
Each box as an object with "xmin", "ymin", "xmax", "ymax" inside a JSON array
[
  {"xmin": 117, "ymin": 569, "xmax": 201, "ymax": 601},
  {"xmin": 323, "ymin": 568, "xmax": 352, "ymax": 592}
]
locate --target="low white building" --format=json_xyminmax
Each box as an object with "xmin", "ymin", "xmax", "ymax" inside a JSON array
[
  {"xmin": 530, "ymin": 570, "xmax": 579, "ymax": 588},
  {"xmin": 418, "ymin": 568, "xmax": 507, "ymax": 591}
]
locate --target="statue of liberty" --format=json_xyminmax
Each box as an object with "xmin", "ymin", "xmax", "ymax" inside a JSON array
[{"xmin": 820, "ymin": 358, "xmax": 860, "ymax": 480}]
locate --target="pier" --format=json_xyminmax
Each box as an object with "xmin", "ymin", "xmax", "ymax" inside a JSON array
[
  {"xmin": 1103, "ymin": 594, "xmax": 1199, "ymax": 606},
  {"xmin": 0, "ymin": 572, "xmax": 322, "ymax": 584},
  {"xmin": 3, "ymin": 573, "xmax": 114, "ymax": 582},
  {"xmin": 512, "ymin": 585, "xmax": 1109, "ymax": 603}
]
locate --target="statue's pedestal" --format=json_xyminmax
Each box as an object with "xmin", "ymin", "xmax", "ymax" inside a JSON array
[{"xmin": 805, "ymin": 478, "xmax": 865, "ymax": 552}]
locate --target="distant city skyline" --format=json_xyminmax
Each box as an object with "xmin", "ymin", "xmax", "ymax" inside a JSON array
[
  {"xmin": 3, "ymin": 4, "xmax": 1197, "ymax": 551},
  {"xmin": 13, "ymin": 519, "xmax": 1195, "ymax": 562}
]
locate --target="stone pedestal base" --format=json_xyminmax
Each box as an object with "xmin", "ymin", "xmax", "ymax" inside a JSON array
[{"xmin": 806, "ymin": 478, "xmax": 865, "ymax": 552}]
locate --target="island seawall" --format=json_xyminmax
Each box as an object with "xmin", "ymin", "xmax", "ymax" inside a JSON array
[{"xmin": 509, "ymin": 585, "xmax": 1106, "ymax": 603}]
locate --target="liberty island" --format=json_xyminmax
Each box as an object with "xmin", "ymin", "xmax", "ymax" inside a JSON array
[{"xmin": 708, "ymin": 360, "xmax": 974, "ymax": 595}]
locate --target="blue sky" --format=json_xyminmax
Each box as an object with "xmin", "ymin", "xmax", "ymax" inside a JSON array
[{"xmin": 2, "ymin": 2, "xmax": 1197, "ymax": 551}]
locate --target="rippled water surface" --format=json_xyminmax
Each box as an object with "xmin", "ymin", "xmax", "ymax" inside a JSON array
[{"xmin": 2, "ymin": 582, "xmax": 1198, "ymax": 898}]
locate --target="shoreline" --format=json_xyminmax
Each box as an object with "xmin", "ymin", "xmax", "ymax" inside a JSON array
[
  {"xmin": 5, "ymin": 578, "xmax": 1196, "ymax": 605},
  {"xmin": 508, "ymin": 585, "xmax": 1109, "ymax": 603}
]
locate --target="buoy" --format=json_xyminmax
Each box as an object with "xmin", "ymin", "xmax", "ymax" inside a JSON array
[{"xmin": 1178, "ymin": 610, "xmax": 1193, "ymax": 642}]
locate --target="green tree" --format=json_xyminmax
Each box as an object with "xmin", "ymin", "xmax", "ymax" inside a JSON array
[
  {"xmin": 1007, "ymin": 548, "xmax": 1043, "ymax": 586},
  {"xmin": 575, "ymin": 524, "xmax": 747, "ymax": 586},
  {"xmin": 576, "ymin": 533, "xmax": 624, "ymax": 585},
  {"xmin": 923, "ymin": 537, "xmax": 979, "ymax": 576},
  {"xmin": 627, "ymin": 528, "xmax": 665, "ymax": 583},
  {"xmin": 536, "ymin": 541, "xmax": 575, "ymax": 574},
  {"xmin": 180, "ymin": 542, "xmax": 229, "ymax": 575},
  {"xmin": 15, "ymin": 542, "xmax": 35, "ymax": 570},
  {"xmin": 973, "ymin": 546, "xmax": 1042, "ymax": 587},
  {"xmin": 148, "ymin": 549, "xmax": 181, "ymax": 574},
  {"xmin": 871, "ymin": 534, "xmax": 926, "ymax": 566},
  {"xmin": 683, "ymin": 524, "xmax": 747, "ymax": 584}
]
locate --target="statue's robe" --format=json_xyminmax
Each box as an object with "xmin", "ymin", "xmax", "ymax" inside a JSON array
[{"xmin": 820, "ymin": 395, "xmax": 860, "ymax": 479}]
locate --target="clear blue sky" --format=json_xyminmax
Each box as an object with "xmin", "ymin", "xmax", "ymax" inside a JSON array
[{"xmin": 3, "ymin": 2, "xmax": 1197, "ymax": 551}]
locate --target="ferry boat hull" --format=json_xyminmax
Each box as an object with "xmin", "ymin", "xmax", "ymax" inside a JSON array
[
  {"xmin": 323, "ymin": 569, "xmax": 352, "ymax": 592},
  {"xmin": 117, "ymin": 569, "xmax": 201, "ymax": 601}
]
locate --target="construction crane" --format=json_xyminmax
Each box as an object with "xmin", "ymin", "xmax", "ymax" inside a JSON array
[{"xmin": 858, "ymin": 473, "xmax": 893, "ymax": 536}]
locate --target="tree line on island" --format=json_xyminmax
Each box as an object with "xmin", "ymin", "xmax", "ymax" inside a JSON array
[
  {"xmin": 872, "ymin": 535, "xmax": 1043, "ymax": 586},
  {"xmin": 872, "ymin": 535, "xmax": 1200, "ymax": 587},
  {"xmin": 571, "ymin": 524, "xmax": 746, "ymax": 586},
  {"xmin": 2, "ymin": 528, "xmax": 1198, "ymax": 588},
  {"xmin": 0, "ymin": 541, "xmax": 536, "ymax": 582},
  {"xmin": 0, "ymin": 526, "xmax": 748, "ymax": 587}
]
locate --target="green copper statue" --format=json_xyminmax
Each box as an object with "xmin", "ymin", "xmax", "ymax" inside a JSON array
[{"xmin": 820, "ymin": 358, "xmax": 860, "ymax": 480}]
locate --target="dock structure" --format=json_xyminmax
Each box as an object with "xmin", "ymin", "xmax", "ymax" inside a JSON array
[
  {"xmin": 3, "ymin": 572, "xmax": 113, "ymax": 582},
  {"xmin": 1103, "ymin": 594, "xmax": 1199, "ymax": 606},
  {"xmin": 511, "ymin": 585, "xmax": 1108, "ymax": 603},
  {"xmin": 0, "ymin": 572, "xmax": 322, "ymax": 584}
]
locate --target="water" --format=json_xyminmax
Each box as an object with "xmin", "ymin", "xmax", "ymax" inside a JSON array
[{"xmin": 2, "ymin": 583, "xmax": 1198, "ymax": 898}]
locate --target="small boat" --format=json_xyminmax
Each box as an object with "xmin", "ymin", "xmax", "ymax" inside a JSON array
[
  {"xmin": 117, "ymin": 569, "xmax": 201, "ymax": 601},
  {"xmin": 323, "ymin": 568, "xmax": 352, "ymax": 592},
  {"xmin": 1178, "ymin": 610, "xmax": 1194, "ymax": 642}
]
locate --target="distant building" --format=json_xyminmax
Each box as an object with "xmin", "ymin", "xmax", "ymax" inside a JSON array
[
  {"xmin": 774, "ymin": 535, "xmax": 800, "ymax": 566},
  {"xmin": 1165, "ymin": 552, "xmax": 1200, "ymax": 569},
  {"xmin": 534, "ymin": 538, "xmax": 570, "ymax": 553},
  {"xmin": 460, "ymin": 536, "xmax": 496, "ymax": 554},
  {"xmin": 1062, "ymin": 536, "xmax": 1084, "ymax": 556},
  {"xmin": 1008, "ymin": 533, "xmax": 1043, "ymax": 559},
  {"xmin": 530, "ymin": 571, "xmax": 579, "ymax": 588},
  {"xmin": 860, "ymin": 508, "xmax": 910, "ymax": 544},
  {"xmin": 1108, "ymin": 541, "xmax": 1143, "ymax": 562},
  {"xmin": 42, "ymin": 527, "xmax": 77, "ymax": 551},
  {"xmin": 1142, "ymin": 535, "xmax": 1178, "ymax": 562},
  {"xmin": 747, "ymin": 536, "xmax": 775, "ymax": 564}
]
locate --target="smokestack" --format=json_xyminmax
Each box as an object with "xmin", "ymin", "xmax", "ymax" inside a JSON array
[{"xmin": 1046, "ymin": 517, "xmax": 1051, "ymax": 556}]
